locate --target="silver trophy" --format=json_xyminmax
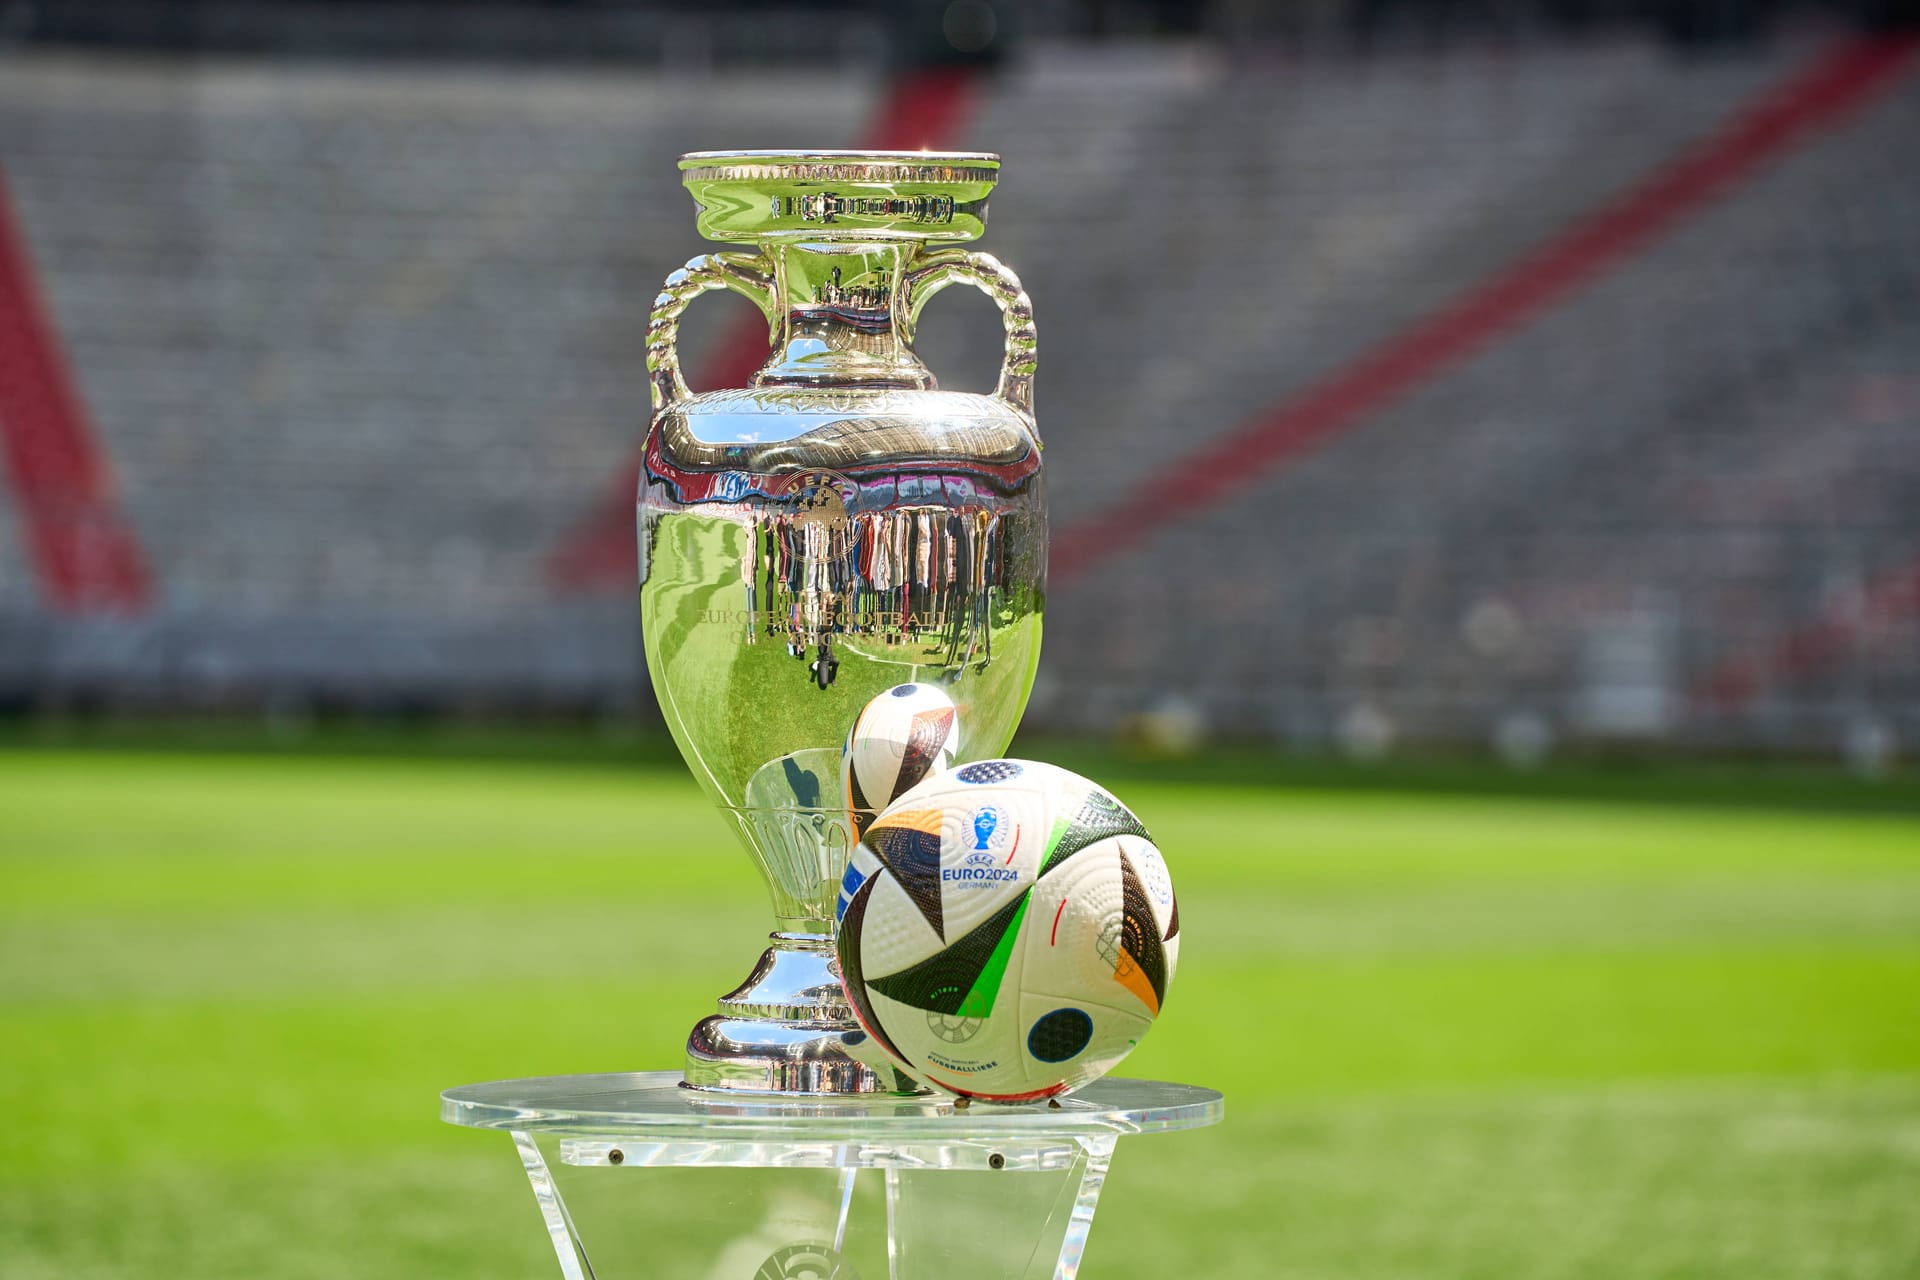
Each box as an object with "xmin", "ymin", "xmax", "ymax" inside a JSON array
[{"xmin": 637, "ymin": 151, "xmax": 1044, "ymax": 1094}]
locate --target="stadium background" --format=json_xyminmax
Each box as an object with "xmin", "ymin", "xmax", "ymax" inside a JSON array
[
  {"xmin": 4, "ymin": 0, "xmax": 1918, "ymax": 756},
  {"xmin": 3, "ymin": 3, "xmax": 1919, "ymax": 1279}
]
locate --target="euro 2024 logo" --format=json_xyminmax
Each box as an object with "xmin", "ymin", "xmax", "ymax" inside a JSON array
[{"xmin": 942, "ymin": 804, "xmax": 1018, "ymax": 892}]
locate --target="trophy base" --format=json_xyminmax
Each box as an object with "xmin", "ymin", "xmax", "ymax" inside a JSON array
[{"xmin": 683, "ymin": 934, "xmax": 926, "ymax": 1096}]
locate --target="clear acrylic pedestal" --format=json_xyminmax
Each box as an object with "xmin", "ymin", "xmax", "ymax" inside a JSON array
[{"xmin": 442, "ymin": 1071, "xmax": 1223, "ymax": 1280}]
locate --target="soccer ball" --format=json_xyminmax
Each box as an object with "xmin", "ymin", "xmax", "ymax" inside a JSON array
[
  {"xmin": 841, "ymin": 683, "xmax": 960, "ymax": 846},
  {"xmin": 835, "ymin": 759, "xmax": 1179, "ymax": 1102}
]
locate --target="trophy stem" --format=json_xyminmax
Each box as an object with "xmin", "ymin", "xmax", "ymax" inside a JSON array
[{"xmin": 683, "ymin": 933, "xmax": 926, "ymax": 1095}]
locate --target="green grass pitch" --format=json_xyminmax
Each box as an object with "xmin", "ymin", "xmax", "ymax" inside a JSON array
[{"xmin": 3, "ymin": 742, "xmax": 1918, "ymax": 1278}]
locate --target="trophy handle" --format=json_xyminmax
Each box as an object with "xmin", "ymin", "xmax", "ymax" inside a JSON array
[
  {"xmin": 647, "ymin": 252, "xmax": 777, "ymax": 411},
  {"xmin": 902, "ymin": 250, "xmax": 1038, "ymax": 424}
]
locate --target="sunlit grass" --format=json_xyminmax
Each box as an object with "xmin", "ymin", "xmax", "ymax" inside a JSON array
[{"xmin": 2, "ymin": 745, "xmax": 1917, "ymax": 1278}]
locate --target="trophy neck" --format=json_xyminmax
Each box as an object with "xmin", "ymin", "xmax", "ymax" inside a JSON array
[{"xmin": 750, "ymin": 241, "xmax": 933, "ymax": 391}]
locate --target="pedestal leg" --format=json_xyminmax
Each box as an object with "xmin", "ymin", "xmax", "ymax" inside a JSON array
[
  {"xmin": 513, "ymin": 1131, "xmax": 595, "ymax": 1280},
  {"xmin": 1052, "ymin": 1136, "xmax": 1116, "ymax": 1280},
  {"xmin": 882, "ymin": 1135, "xmax": 1118, "ymax": 1280}
]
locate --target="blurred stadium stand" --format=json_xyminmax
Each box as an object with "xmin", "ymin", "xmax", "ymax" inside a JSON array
[{"xmin": 0, "ymin": 1, "xmax": 1915, "ymax": 755}]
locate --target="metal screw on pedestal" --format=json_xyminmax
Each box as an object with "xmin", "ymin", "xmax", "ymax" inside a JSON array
[
  {"xmin": 609, "ymin": 1148, "xmax": 624, "ymax": 1165},
  {"xmin": 988, "ymin": 1152, "xmax": 1005, "ymax": 1170}
]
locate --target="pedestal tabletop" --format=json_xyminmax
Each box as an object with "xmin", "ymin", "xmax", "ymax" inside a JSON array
[{"xmin": 443, "ymin": 1071, "xmax": 1222, "ymax": 1143}]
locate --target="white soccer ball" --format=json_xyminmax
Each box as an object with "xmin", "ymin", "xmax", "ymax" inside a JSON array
[
  {"xmin": 841, "ymin": 683, "xmax": 960, "ymax": 847},
  {"xmin": 835, "ymin": 759, "xmax": 1179, "ymax": 1102}
]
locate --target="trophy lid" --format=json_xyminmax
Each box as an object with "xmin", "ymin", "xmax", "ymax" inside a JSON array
[{"xmin": 679, "ymin": 150, "xmax": 1000, "ymax": 244}]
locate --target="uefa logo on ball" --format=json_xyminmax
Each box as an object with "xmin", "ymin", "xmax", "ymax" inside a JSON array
[{"xmin": 969, "ymin": 803, "xmax": 1010, "ymax": 852}]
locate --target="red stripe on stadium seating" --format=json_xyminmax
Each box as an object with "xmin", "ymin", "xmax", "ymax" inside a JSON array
[
  {"xmin": 547, "ymin": 66, "xmax": 981, "ymax": 591},
  {"xmin": 0, "ymin": 170, "xmax": 152, "ymax": 613},
  {"xmin": 1693, "ymin": 552, "xmax": 1920, "ymax": 710},
  {"xmin": 1051, "ymin": 35, "xmax": 1920, "ymax": 584}
]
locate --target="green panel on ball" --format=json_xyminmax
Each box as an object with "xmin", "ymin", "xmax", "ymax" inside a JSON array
[
  {"xmin": 955, "ymin": 895, "xmax": 1029, "ymax": 1019},
  {"xmin": 869, "ymin": 890, "xmax": 1031, "ymax": 1015}
]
